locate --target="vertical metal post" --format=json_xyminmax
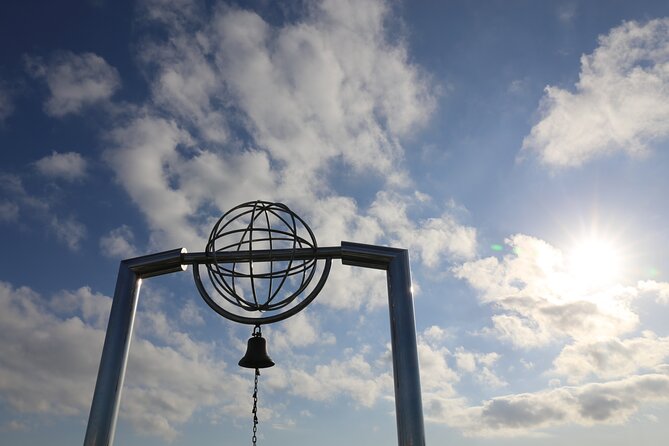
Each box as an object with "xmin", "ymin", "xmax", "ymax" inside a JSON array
[
  {"xmin": 83, "ymin": 249, "xmax": 186, "ymax": 446},
  {"xmin": 341, "ymin": 242, "xmax": 426, "ymax": 446},
  {"xmin": 387, "ymin": 250, "xmax": 425, "ymax": 446},
  {"xmin": 83, "ymin": 265, "xmax": 141, "ymax": 446}
]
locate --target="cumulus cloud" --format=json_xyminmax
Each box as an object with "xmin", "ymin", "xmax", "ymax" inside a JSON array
[
  {"xmin": 34, "ymin": 151, "xmax": 88, "ymax": 181},
  {"xmin": 271, "ymin": 312, "xmax": 336, "ymax": 352},
  {"xmin": 0, "ymin": 173, "xmax": 49, "ymax": 215},
  {"xmin": 417, "ymin": 327, "xmax": 506, "ymax": 412},
  {"xmin": 638, "ymin": 279, "xmax": 669, "ymax": 304},
  {"xmin": 99, "ymin": 225, "xmax": 139, "ymax": 258},
  {"xmin": 418, "ymin": 332, "xmax": 459, "ymax": 398},
  {"xmin": 454, "ymin": 347, "xmax": 505, "ymax": 388},
  {"xmin": 522, "ymin": 18, "xmax": 669, "ymax": 167},
  {"xmin": 0, "ymin": 282, "xmax": 103, "ymax": 416},
  {"xmin": 211, "ymin": 0, "xmax": 431, "ymax": 181},
  {"xmin": 179, "ymin": 300, "xmax": 205, "ymax": 326},
  {"xmin": 0, "ymin": 280, "xmax": 261, "ymax": 440},
  {"xmin": 430, "ymin": 373, "xmax": 669, "ymax": 436},
  {"xmin": 104, "ymin": 114, "xmax": 277, "ymax": 251},
  {"xmin": 104, "ymin": 115, "xmax": 203, "ymax": 250},
  {"xmin": 103, "ymin": 0, "xmax": 454, "ymax": 256},
  {"xmin": 50, "ymin": 286, "xmax": 112, "ymax": 329},
  {"xmin": 370, "ymin": 191, "xmax": 477, "ymax": 266},
  {"xmin": 0, "ymin": 173, "xmax": 87, "ymax": 250},
  {"xmin": 0, "ymin": 279, "xmax": 410, "ymax": 439},
  {"xmin": 25, "ymin": 51, "xmax": 120, "ymax": 117},
  {"xmin": 50, "ymin": 215, "xmax": 87, "ymax": 251},
  {"xmin": 453, "ymin": 234, "xmax": 639, "ymax": 347},
  {"xmin": 97, "ymin": 1, "xmax": 473, "ymax": 347},
  {"xmin": 286, "ymin": 352, "xmax": 393, "ymax": 407},
  {"xmin": 552, "ymin": 333, "xmax": 669, "ymax": 383},
  {"xmin": 445, "ymin": 233, "xmax": 669, "ymax": 435}
]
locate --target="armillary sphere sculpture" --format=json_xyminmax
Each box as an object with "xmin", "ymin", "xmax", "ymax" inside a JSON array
[
  {"xmin": 193, "ymin": 201, "xmax": 333, "ymax": 444},
  {"xmin": 83, "ymin": 200, "xmax": 426, "ymax": 446},
  {"xmin": 194, "ymin": 200, "xmax": 331, "ymax": 325}
]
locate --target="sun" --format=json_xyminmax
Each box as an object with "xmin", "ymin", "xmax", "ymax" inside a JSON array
[{"xmin": 566, "ymin": 235, "xmax": 624, "ymax": 289}]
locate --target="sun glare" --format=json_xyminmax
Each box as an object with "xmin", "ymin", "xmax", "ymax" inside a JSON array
[{"xmin": 567, "ymin": 236, "xmax": 624, "ymax": 289}]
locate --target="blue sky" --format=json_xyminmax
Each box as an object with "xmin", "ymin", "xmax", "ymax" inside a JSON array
[{"xmin": 2, "ymin": 0, "xmax": 669, "ymax": 444}]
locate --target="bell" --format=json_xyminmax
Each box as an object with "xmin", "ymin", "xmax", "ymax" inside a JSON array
[{"xmin": 239, "ymin": 333, "xmax": 275, "ymax": 369}]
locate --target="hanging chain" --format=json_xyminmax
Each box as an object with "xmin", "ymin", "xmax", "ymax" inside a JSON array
[{"xmin": 252, "ymin": 368, "xmax": 260, "ymax": 446}]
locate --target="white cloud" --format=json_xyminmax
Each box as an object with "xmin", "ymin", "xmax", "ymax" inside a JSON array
[
  {"xmin": 638, "ymin": 279, "xmax": 669, "ymax": 304},
  {"xmin": 103, "ymin": 0, "xmax": 445, "ymax": 257},
  {"xmin": 104, "ymin": 115, "xmax": 202, "ymax": 250},
  {"xmin": 418, "ymin": 339, "xmax": 459, "ymax": 398},
  {"xmin": 370, "ymin": 191, "xmax": 477, "ymax": 266},
  {"xmin": 138, "ymin": 0, "xmax": 203, "ymax": 29},
  {"xmin": 453, "ymin": 347, "xmax": 505, "ymax": 388},
  {"xmin": 34, "ymin": 151, "xmax": 88, "ymax": 181},
  {"xmin": 552, "ymin": 333, "xmax": 669, "ymax": 384},
  {"xmin": 204, "ymin": 0, "xmax": 433, "ymax": 181},
  {"xmin": 271, "ymin": 312, "xmax": 335, "ymax": 352},
  {"xmin": 179, "ymin": 300, "xmax": 205, "ymax": 326},
  {"xmin": 50, "ymin": 215, "xmax": 87, "ymax": 251},
  {"xmin": 287, "ymin": 352, "xmax": 393, "ymax": 407},
  {"xmin": 417, "ymin": 335, "xmax": 504, "ymax": 392},
  {"xmin": 0, "ymin": 173, "xmax": 88, "ymax": 250},
  {"xmin": 25, "ymin": 51, "xmax": 120, "ymax": 117},
  {"xmin": 99, "ymin": 225, "xmax": 138, "ymax": 258},
  {"xmin": 0, "ymin": 280, "xmax": 256, "ymax": 440},
  {"xmin": 422, "ymin": 325, "xmax": 451, "ymax": 344},
  {"xmin": 453, "ymin": 234, "xmax": 639, "ymax": 347},
  {"xmin": 0, "ymin": 173, "xmax": 49, "ymax": 214},
  {"xmin": 429, "ymin": 373, "xmax": 669, "ymax": 437},
  {"xmin": 445, "ymin": 234, "xmax": 669, "ymax": 435},
  {"xmin": 97, "ymin": 5, "xmax": 469, "ymax": 374},
  {"xmin": 419, "ymin": 326, "xmax": 506, "ymax": 432},
  {"xmin": 139, "ymin": 31, "xmax": 228, "ymax": 144},
  {"xmin": 104, "ymin": 114, "xmax": 278, "ymax": 251},
  {"xmin": 0, "ymin": 281, "xmax": 104, "ymax": 416},
  {"xmin": 522, "ymin": 18, "xmax": 669, "ymax": 167},
  {"xmin": 454, "ymin": 348, "xmax": 477, "ymax": 373},
  {"xmin": 0, "ymin": 278, "xmax": 404, "ymax": 440},
  {"xmin": 50, "ymin": 286, "xmax": 112, "ymax": 329}
]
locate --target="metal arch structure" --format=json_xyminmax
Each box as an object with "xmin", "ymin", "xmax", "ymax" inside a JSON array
[{"xmin": 83, "ymin": 242, "xmax": 426, "ymax": 446}]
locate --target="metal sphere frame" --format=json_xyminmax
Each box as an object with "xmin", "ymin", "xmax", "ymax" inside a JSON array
[
  {"xmin": 194, "ymin": 200, "xmax": 332, "ymax": 325},
  {"xmin": 83, "ymin": 201, "xmax": 426, "ymax": 446}
]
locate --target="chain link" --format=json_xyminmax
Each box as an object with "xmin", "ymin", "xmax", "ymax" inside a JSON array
[{"xmin": 252, "ymin": 368, "xmax": 259, "ymax": 446}]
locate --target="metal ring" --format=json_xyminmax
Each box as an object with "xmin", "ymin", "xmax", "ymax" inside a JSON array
[{"xmin": 193, "ymin": 257, "xmax": 331, "ymax": 325}]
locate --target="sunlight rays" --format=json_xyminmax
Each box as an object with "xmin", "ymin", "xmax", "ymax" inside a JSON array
[{"xmin": 566, "ymin": 236, "xmax": 624, "ymax": 290}]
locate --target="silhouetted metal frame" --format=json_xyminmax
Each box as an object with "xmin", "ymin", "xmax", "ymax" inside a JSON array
[{"xmin": 83, "ymin": 242, "xmax": 425, "ymax": 446}]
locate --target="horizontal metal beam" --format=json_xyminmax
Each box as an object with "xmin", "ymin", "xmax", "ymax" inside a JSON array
[{"xmin": 181, "ymin": 246, "xmax": 342, "ymax": 265}]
